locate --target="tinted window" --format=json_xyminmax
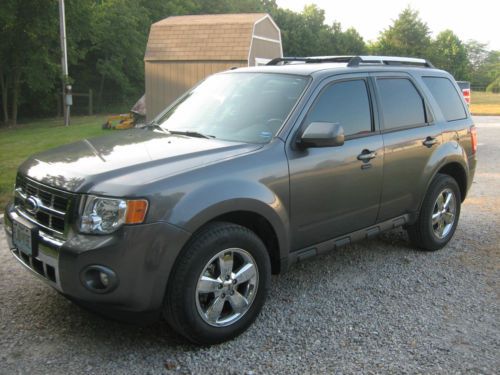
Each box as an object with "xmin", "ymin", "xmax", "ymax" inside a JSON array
[
  {"xmin": 157, "ymin": 73, "xmax": 309, "ymax": 144},
  {"xmin": 377, "ymin": 78, "xmax": 426, "ymax": 130},
  {"xmin": 456, "ymin": 81, "xmax": 470, "ymax": 90},
  {"xmin": 423, "ymin": 77, "xmax": 467, "ymax": 121},
  {"xmin": 305, "ymin": 80, "xmax": 372, "ymax": 136}
]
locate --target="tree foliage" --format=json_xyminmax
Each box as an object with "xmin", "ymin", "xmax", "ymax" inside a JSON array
[
  {"xmin": 1, "ymin": 0, "xmax": 61, "ymax": 125},
  {"xmin": 430, "ymin": 30, "xmax": 470, "ymax": 80},
  {"xmin": 370, "ymin": 7, "xmax": 498, "ymax": 86},
  {"xmin": 372, "ymin": 7, "xmax": 431, "ymax": 57},
  {"xmin": 0, "ymin": 1, "xmax": 497, "ymax": 125},
  {"xmin": 0, "ymin": 0, "xmax": 93, "ymax": 125},
  {"xmin": 466, "ymin": 44, "xmax": 500, "ymax": 90},
  {"xmin": 271, "ymin": 5, "xmax": 365, "ymax": 56}
]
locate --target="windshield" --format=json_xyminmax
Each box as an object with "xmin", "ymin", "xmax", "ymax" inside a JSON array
[{"xmin": 156, "ymin": 73, "xmax": 309, "ymax": 143}]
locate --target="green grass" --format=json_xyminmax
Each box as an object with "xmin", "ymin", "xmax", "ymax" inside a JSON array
[
  {"xmin": 0, "ymin": 115, "xmax": 107, "ymax": 208},
  {"xmin": 470, "ymin": 91, "xmax": 500, "ymax": 115}
]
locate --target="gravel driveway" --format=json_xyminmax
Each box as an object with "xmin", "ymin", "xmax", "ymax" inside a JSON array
[{"xmin": 1, "ymin": 117, "xmax": 498, "ymax": 374}]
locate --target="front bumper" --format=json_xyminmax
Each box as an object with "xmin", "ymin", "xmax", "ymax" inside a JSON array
[{"xmin": 4, "ymin": 202, "xmax": 191, "ymax": 316}]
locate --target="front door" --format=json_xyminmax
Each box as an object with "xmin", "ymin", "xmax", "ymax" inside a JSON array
[{"xmin": 287, "ymin": 76, "xmax": 383, "ymax": 250}]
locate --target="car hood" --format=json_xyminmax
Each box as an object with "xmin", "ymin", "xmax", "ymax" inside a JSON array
[{"xmin": 19, "ymin": 129, "xmax": 261, "ymax": 192}]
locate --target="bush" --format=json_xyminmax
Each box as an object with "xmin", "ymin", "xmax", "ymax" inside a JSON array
[{"xmin": 486, "ymin": 77, "xmax": 500, "ymax": 93}]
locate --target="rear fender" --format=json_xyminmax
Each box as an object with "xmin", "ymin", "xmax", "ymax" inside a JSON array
[{"xmin": 417, "ymin": 141, "xmax": 469, "ymax": 213}]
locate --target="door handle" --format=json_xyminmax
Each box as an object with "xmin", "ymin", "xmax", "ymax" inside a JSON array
[
  {"xmin": 357, "ymin": 149, "xmax": 376, "ymax": 162},
  {"xmin": 423, "ymin": 136, "xmax": 438, "ymax": 147}
]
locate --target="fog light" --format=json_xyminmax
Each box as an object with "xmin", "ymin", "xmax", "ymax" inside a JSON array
[
  {"xmin": 81, "ymin": 265, "xmax": 118, "ymax": 293},
  {"xmin": 99, "ymin": 272, "xmax": 109, "ymax": 287}
]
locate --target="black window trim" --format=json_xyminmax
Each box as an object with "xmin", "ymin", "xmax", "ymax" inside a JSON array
[
  {"xmin": 374, "ymin": 75, "xmax": 435, "ymax": 134},
  {"xmin": 421, "ymin": 75, "xmax": 468, "ymax": 123},
  {"xmin": 300, "ymin": 77, "xmax": 377, "ymax": 142}
]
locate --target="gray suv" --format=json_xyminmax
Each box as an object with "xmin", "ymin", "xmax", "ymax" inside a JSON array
[{"xmin": 4, "ymin": 56, "xmax": 477, "ymax": 344}]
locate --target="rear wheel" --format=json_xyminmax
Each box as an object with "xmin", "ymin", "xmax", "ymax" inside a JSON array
[
  {"xmin": 164, "ymin": 222, "xmax": 271, "ymax": 345},
  {"xmin": 408, "ymin": 174, "xmax": 461, "ymax": 250}
]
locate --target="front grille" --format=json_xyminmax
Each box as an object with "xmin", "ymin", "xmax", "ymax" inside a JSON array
[{"xmin": 14, "ymin": 175, "xmax": 74, "ymax": 239}]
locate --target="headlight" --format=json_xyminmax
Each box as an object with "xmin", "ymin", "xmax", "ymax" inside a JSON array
[{"xmin": 80, "ymin": 195, "xmax": 148, "ymax": 234}]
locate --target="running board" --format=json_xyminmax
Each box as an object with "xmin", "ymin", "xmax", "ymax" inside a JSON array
[{"xmin": 288, "ymin": 214, "xmax": 410, "ymax": 265}]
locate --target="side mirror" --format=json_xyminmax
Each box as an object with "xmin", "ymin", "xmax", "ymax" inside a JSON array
[{"xmin": 299, "ymin": 122, "xmax": 345, "ymax": 147}]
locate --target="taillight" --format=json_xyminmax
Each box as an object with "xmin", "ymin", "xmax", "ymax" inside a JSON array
[
  {"xmin": 463, "ymin": 89, "xmax": 471, "ymax": 104},
  {"xmin": 470, "ymin": 125, "xmax": 477, "ymax": 154}
]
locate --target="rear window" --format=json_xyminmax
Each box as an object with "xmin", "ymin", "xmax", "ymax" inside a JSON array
[
  {"xmin": 422, "ymin": 77, "xmax": 467, "ymax": 122},
  {"xmin": 377, "ymin": 78, "xmax": 426, "ymax": 130}
]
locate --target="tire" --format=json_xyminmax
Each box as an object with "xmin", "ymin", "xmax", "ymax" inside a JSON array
[
  {"xmin": 408, "ymin": 173, "xmax": 461, "ymax": 251},
  {"xmin": 163, "ymin": 222, "xmax": 271, "ymax": 345}
]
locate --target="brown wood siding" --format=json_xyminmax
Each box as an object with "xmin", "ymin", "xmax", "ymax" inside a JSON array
[
  {"xmin": 254, "ymin": 18, "xmax": 280, "ymax": 41},
  {"xmin": 145, "ymin": 61, "xmax": 246, "ymax": 120}
]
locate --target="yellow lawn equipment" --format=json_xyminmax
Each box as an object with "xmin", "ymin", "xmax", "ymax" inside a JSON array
[
  {"xmin": 102, "ymin": 94, "xmax": 146, "ymax": 130},
  {"xmin": 102, "ymin": 113, "xmax": 135, "ymax": 130}
]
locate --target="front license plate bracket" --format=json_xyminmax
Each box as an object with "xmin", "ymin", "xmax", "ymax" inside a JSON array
[{"xmin": 12, "ymin": 218, "xmax": 39, "ymax": 257}]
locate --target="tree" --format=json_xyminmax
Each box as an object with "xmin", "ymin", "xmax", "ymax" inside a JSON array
[
  {"xmin": 0, "ymin": 0, "xmax": 93, "ymax": 126},
  {"xmin": 481, "ymin": 51, "xmax": 500, "ymax": 91},
  {"xmin": 270, "ymin": 5, "xmax": 366, "ymax": 57},
  {"xmin": 430, "ymin": 30, "xmax": 469, "ymax": 80},
  {"xmin": 194, "ymin": 0, "xmax": 264, "ymax": 14},
  {"xmin": 271, "ymin": 5, "xmax": 330, "ymax": 56},
  {"xmin": 465, "ymin": 40, "xmax": 489, "ymax": 70},
  {"xmin": 465, "ymin": 41, "xmax": 499, "ymax": 89},
  {"xmin": 11, "ymin": 1, "xmax": 499, "ymax": 123},
  {"xmin": 325, "ymin": 23, "xmax": 366, "ymax": 55},
  {"xmin": 0, "ymin": 0, "xmax": 60, "ymax": 126},
  {"xmin": 0, "ymin": 0, "xmax": 17, "ymax": 124},
  {"xmin": 90, "ymin": 0, "xmax": 150, "ymax": 107},
  {"xmin": 373, "ymin": 7, "xmax": 431, "ymax": 58}
]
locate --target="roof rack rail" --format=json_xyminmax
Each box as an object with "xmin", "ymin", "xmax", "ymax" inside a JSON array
[
  {"xmin": 347, "ymin": 56, "xmax": 435, "ymax": 68},
  {"xmin": 266, "ymin": 55, "xmax": 435, "ymax": 68},
  {"xmin": 266, "ymin": 56, "xmax": 354, "ymax": 65}
]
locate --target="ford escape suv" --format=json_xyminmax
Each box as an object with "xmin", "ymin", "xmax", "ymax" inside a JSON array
[{"xmin": 4, "ymin": 56, "xmax": 477, "ymax": 344}]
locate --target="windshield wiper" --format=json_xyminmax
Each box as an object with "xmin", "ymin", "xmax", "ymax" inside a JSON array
[
  {"xmin": 144, "ymin": 121, "xmax": 170, "ymax": 135},
  {"xmin": 166, "ymin": 129, "xmax": 215, "ymax": 139}
]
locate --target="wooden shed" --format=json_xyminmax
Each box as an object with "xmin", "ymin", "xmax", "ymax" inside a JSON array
[{"xmin": 144, "ymin": 13, "xmax": 283, "ymax": 120}]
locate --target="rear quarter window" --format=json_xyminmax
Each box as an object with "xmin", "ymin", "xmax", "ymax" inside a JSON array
[{"xmin": 422, "ymin": 77, "xmax": 467, "ymax": 122}]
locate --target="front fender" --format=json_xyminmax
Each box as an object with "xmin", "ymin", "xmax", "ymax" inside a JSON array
[{"xmin": 166, "ymin": 179, "xmax": 290, "ymax": 260}]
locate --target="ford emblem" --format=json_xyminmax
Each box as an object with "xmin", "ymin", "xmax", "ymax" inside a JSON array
[{"xmin": 25, "ymin": 196, "xmax": 42, "ymax": 214}]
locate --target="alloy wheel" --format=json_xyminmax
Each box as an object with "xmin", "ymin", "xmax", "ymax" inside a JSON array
[
  {"xmin": 432, "ymin": 188, "xmax": 457, "ymax": 239},
  {"xmin": 195, "ymin": 248, "xmax": 259, "ymax": 327}
]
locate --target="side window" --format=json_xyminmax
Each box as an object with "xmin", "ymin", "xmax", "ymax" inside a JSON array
[
  {"xmin": 422, "ymin": 77, "xmax": 467, "ymax": 121},
  {"xmin": 377, "ymin": 78, "xmax": 426, "ymax": 130},
  {"xmin": 305, "ymin": 79, "xmax": 372, "ymax": 137}
]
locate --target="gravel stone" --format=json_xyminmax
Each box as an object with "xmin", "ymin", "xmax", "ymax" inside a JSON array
[{"xmin": 0, "ymin": 117, "xmax": 498, "ymax": 374}]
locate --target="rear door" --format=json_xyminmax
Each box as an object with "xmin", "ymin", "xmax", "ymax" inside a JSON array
[
  {"xmin": 372, "ymin": 72, "xmax": 442, "ymax": 221},
  {"xmin": 287, "ymin": 74, "xmax": 384, "ymax": 250}
]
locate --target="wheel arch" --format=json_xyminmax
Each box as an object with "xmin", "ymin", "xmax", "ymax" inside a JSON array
[
  {"xmin": 436, "ymin": 162, "xmax": 468, "ymax": 202},
  {"xmin": 419, "ymin": 145, "xmax": 469, "ymax": 210},
  {"xmin": 207, "ymin": 211, "xmax": 282, "ymax": 274},
  {"xmin": 414, "ymin": 155, "xmax": 469, "ymax": 223},
  {"xmin": 172, "ymin": 197, "xmax": 290, "ymax": 275}
]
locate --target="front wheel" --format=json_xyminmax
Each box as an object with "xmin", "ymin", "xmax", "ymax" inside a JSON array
[
  {"xmin": 407, "ymin": 173, "xmax": 461, "ymax": 251},
  {"xmin": 163, "ymin": 222, "xmax": 271, "ymax": 345}
]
